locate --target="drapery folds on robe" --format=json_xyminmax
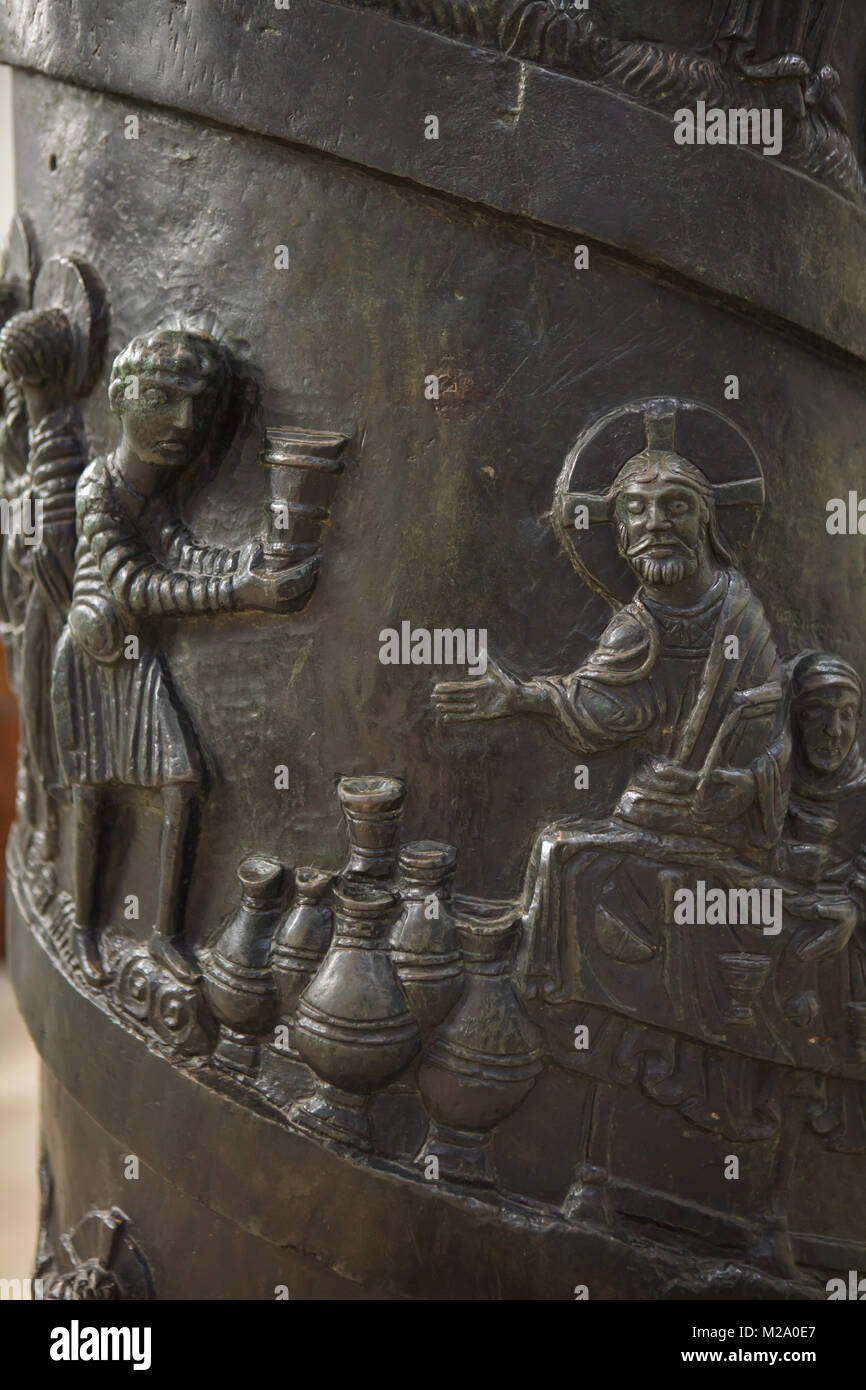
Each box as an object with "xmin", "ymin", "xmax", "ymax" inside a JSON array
[
  {"xmin": 527, "ymin": 568, "xmax": 789, "ymax": 855},
  {"xmin": 0, "ymin": 375, "xmax": 29, "ymax": 689},
  {"xmin": 51, "ymin": 455, "xmax": 241, "ymax": 790},
  {"xmin": 777, "ymin": 716, "xmax": 866, "ymax": 1152},
  {"xmin": 511, "ymin": 568, "xmax": 839, "ymax": 1145},
  {"xmin": 12, "ymin": 407, "xmax": 84, "ymax": 794}
]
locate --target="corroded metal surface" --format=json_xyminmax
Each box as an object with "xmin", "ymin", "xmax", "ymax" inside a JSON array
[{"xmin": 3, "ymin": 0, "xmax": 866, "ymax": 1300}]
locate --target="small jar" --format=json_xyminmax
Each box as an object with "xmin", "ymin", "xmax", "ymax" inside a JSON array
[
  {"xmin": 390, "ymin": 841, "xmax": 463, "ymax": 1034},
  {"xmin": 203, "ymin": 855, "xmax": 284, "ymax": 1073}
]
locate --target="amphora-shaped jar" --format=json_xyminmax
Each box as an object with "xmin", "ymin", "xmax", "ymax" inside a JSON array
[
  {"xmin": 291, "ymin": 881, "xmax": 420, "ymax": 1148},
  {"xmin": 270, "ymin": 867, "xmax": 334, "ymax": 1054},
  {"xmin": 202, "ymin": 855, "xmax": 284, "ymax": 1073},
  {"xmin": 390, "ymin": 841, "xmax": 463, "ymax": 1035},
  {"xmin": 337, "ymin": 775, "xmax": 406, "ymax": 879},
  {"xmin": 417, "ymin": 907, "xmax": 542, "ymax": 1186}
]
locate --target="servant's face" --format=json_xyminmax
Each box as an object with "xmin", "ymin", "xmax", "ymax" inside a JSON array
[
  {"xmin": 796, "ymin": 687, "xmax": 859, "ymax": 774},
  {"xmin": 119, "ymin": 372, "xmax": 215, "ymax": 469}
]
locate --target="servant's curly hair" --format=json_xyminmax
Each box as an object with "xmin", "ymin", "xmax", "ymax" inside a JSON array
[{"xmin": 108, "ymin": 328, "xmax": 230, "ymax": 415}]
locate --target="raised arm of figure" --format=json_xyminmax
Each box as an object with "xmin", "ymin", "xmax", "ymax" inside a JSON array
[
  {"xmin": 432, "ymin": 653, "xmax": 554, "ymax": 724},
  {"xmin": 82, "ymin": 494, "xmax": 237, "ymax": 616},
  {"xmin": 158, "ymin": 511, "xmax": 240, "ymax": 577},
  {"xmin": 84, "ymin": 490, "xmax": 316, "ymax": 617}
]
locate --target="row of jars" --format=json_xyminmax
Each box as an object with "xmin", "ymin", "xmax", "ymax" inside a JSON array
[{"xmin": 201, "ymin": 775, "xmax": 542, "ymax": 1185}]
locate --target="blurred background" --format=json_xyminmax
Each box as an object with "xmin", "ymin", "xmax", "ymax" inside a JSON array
[{"xmin": 0, "ymin": 62, "xmax": 40, "ymax": 1285}]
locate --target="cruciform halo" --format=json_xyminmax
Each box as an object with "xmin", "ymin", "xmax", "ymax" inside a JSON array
[{"xmin": 553, "ymin": 397, "xmax": 766, "ymax": 610}]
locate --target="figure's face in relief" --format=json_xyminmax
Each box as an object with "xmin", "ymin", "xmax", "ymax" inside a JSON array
[
  {"xmin": 118, "ymin": 371, "xmax": 216, "ymax": 470},
  {"xmin": 796, "ymin": 687, "xmax": 859, "ymax": 774},
  {"xmin": 615, "ymin": 479, "xmax": 707, "ymax": 587}
]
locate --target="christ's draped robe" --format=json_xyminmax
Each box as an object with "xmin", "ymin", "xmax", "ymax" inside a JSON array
[{"xmin": 515, "ymin": 567, "xmax": 800, "ymax": 1139}]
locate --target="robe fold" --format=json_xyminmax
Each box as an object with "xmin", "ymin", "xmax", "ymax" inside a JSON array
[
  {"xmin": 517, "ymin": 567, "xmax": 802, "ymax": 1115},
  {"xmin": 51, "ymin": 454, "xmax": 240, "ymax": 790}
]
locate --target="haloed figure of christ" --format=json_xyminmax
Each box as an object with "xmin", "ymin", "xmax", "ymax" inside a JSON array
[
  {"xmin": 52, "ymin": 330, "xmax": 306, "ymax": 986},
  {"xmin": 433, "ymin": 440, "xmax": 789, "ymax": 1010},
  {"xmin": 434, "ymin": 445, "xmax": 787, "ymax": 851}
]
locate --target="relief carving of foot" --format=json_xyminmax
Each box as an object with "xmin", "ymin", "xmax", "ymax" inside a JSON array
[
  {"xmin": 563, "ymin": 1163, "xmax": 615, "ymax": 1227},
  {"xmin": 148, "ymin": 929, "xmax": 201, "ymax": 985},
  {"xmin": 73, "ymin": 926, "xmax": 106, "ymax": 988}
]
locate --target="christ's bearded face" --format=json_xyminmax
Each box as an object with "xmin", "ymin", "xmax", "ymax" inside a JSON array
[{"xmin": 615, "ymin": 480, "xmax": 708, "ymax": 587}]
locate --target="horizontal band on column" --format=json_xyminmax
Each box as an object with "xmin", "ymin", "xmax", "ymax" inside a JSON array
[{"xmin": 2, "ymin": 0, "xmax": 866, "ymax": 362}]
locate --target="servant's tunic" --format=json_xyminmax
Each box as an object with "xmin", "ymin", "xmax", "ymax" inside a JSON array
[{"xmin": 52, "ymin": 454, "xmax": 239, "ymax": 789}]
